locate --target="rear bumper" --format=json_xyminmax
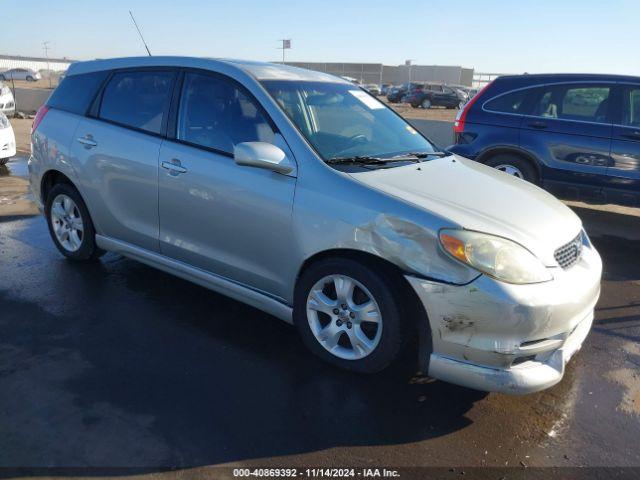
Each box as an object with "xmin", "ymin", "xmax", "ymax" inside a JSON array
[
  {"xmin": 0, "ymin": 125, "xmax": 16, "ymax": 159},
  {"xmin": 405, "ymin": 240, "xmax": 602, "ymax": 394}
]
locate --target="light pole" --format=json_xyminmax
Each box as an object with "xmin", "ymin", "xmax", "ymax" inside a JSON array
[
  {"xmin": 405, "ymin": 59, "xmax": 416, "ymax": 86},
  {"xmin": 43, "ymin": 41, "xmax": 51, "ymax": 88}
]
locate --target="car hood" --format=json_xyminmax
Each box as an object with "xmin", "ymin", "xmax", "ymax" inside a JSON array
[{"xmin": 348, "ymin": 155, "xmax": 582, "ymax": 266}]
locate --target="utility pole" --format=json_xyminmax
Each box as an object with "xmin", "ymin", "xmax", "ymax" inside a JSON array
[
  {"xmin": 278, "ymin": 39, "xmax": 291, "ymax": 64},
  {"xmin": 43, "ymin": 41, "xmax": 51, "ymax": 88}
]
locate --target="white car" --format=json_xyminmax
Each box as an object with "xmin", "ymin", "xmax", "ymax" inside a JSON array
[
  {"xmin": 0, "ymin": 82, "xmax": 16, "ymax": 116},
  {"xmin": 0, "ymin": 112, "xmax": 16, "ymax": 164},
  {"xmin": 0, "ymin": 68, "xmax": 41, "ymax": 82}
]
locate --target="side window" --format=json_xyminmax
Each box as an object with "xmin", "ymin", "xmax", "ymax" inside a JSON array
[
  {"xmin": 47, "ymin": 71, "xmax": 109, "ymax": 115},
  {"xmin": 177, "ymin": 72, "xmax": 275, "ymax": 153},
  {"xmin": 99, "ymin": 70, "xmax": 174, "ymax": 134},
  {"xmin": 621, "ymin": 86, "xmax": 640, "ymax": 127},
  {"xmin": 532, "ymin": 84, "xmax": 611, "ymax": 122},
  {"xmin": 484, "ymin": 89, "xmax": 528, "ymax": 114}
]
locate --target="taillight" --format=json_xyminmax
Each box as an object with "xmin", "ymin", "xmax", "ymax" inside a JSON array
[
  {"xmin": 32, "ymin": 105, "xmax": 50, "ymax": 134},
  {"xmin": 453, "ymin": 82, "xmax": 492, "ymax": 134}
]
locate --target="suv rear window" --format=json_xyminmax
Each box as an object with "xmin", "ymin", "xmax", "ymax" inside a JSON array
[
  {"xmin": 99, "ymin": 70, "xmax": 175, "ymax": 135},
  {"xmin": 484, "ymin": 89, "xmax": 528, "ymax": 114},
  {"xmin": 47, "ymin": 71, "xmax": 109, "ymax": 115}
]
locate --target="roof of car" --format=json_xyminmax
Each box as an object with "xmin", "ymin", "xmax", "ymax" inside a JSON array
[
  {"xmin": 497, "ymin": 73, "xmax": 640, "ymax": 83},
  {"xmin": 66, "ymin": 56, "xmax": 350, "ymax": 83}
]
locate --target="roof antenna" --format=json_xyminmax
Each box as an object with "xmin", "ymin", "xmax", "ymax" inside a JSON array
[{"xmin": 129, "ymin": 10, "xmax": 152, "ymax": 56}]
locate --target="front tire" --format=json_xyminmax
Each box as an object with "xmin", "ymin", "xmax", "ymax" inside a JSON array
[
  {"xmin": 421, "ymin": 98, "xmax": 432, "ymax": 109},
  {"xmin": 26, "ymin": 75, "xmax": 35, "ymax": 82},
  {"xmin": 294, "ymin": 258, "xmax": 405, "ymax": 373},
  {"xmin": 45, "ymin": 183, "xmax": 104, "ymax": 261}
]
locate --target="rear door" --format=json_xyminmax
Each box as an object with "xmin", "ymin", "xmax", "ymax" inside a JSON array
[
  {"xmin": 71, "ymin": 68, "xmax": 176, "ymax": 252},
  {"xmin": 607, "ymin": 83, "xmax": 640, "ymax": 207},
  {"xmin": 519, "ymin": 83, "xmax": 613, "ymax": 201}
]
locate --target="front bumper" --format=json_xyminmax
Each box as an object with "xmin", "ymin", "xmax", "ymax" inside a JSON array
[{"xmin": 406, "ymin": 241, "xmax": 602, "ymax": 394}]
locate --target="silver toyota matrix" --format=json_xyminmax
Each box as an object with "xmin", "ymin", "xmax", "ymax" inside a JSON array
[{"xmin": 29, "ymin": 57, "xmax": 602, "ymax": 394}]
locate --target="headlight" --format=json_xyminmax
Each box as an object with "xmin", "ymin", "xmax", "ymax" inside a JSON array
[
  {"xmin": 0, "ymin": 112, "xmax": 9, "ymax": 129},
  {"xmin": 0, "ymin": 85, "xmax": 9, "ymax": 96},
  {"xmin": 439, "ymin": 229, "xmax": 553, "ymax": 284}
]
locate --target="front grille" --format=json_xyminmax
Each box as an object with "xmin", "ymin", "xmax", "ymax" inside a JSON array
[{"xmin": 554, "ymin": 233, "xmax": 583, "ymax": 269}]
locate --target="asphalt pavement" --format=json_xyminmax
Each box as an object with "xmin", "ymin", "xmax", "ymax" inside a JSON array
[{"xmin": 0, "ymin": 153, "xmax": 639, "ymax": 473}]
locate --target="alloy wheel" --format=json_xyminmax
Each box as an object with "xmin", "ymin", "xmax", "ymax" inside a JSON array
[
  {"xmin": 306, "ymin": 274, "xmax": 383, "ymax": 360},
  {"xmin": 494, "ymin": 164, "xmax": 524, "ymax": 178},
  {"xmin": 50, "ymin": 194, "xmax": 84, "ymax": 252}
]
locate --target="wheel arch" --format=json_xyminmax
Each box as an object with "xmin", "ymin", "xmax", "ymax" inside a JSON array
[
  {"xmin": 476, "ymin": 146, "xmax": 543, "ymax": 179},
  {"xmin": 40, "ymin": 169, "xmax": 75, "ymax": 204}
]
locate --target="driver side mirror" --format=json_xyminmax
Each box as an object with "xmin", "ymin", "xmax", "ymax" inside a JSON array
[{"xmin": 233, "ymin": 142, "xmax": 294, "ymax": 175}]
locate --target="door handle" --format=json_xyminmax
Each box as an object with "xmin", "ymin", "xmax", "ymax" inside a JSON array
[
  {"xmin": 77, "ymin": 135, "xmax": 97, "ymax": 148},
  {"xmin": 161, "ymin": 158, "xmax": 187, "ymax": 175},
  {"xmin": 527, "ymin": 120, "xmax": 548, "ymax": 129},
  {"xmin": 620, "ymin": 130, "xmax": 640, "ymax": 140}
]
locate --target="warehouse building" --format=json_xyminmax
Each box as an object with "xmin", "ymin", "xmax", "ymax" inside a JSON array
[
  {"xmin": 283, "ymin": 62, "xmax": 474, "ymax": 86},
  {"xmin": 0, "ymin": 54, "xmax": 74, "ymax": 73}
]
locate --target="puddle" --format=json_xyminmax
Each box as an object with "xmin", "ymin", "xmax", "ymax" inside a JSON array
[
  {"xmin": 1, "ymin": 155, "xmax": 29, "ymax": 177},
  {"xmin": 606, "ymin": 341, "xmax": 640, "ymax": 416}
]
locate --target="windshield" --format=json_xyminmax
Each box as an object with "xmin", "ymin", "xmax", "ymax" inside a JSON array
[{"xmin": 261, "ymin": 80, "xmax": 436, "ymax": 162}]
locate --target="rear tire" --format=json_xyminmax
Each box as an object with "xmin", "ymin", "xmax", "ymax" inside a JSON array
[
  {"xmin": 45, "ymin": 183, "xmax": 105, "ymax": 261},
  {"xmin": 421, "ymin": 98, "xmax": 432, "ymax": 109},
  {"xmin": 485, "ymin": 153, "xmax": 539, "ymax": 184},
  {"xmin": 0, "ymin": 158, "xmax": 8, "ymax": 166},
  {"xmin": 294, "ymin": 258, "xmax": 406, "ymax": 373},
  {"xmin": 0, "ymin": 75, "xmax": 5, "ymax": 81}
]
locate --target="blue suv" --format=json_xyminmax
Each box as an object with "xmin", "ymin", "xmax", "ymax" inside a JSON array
[{"xmin": 448, "ymin": 74, "xmax": 640, "ymax": 207}]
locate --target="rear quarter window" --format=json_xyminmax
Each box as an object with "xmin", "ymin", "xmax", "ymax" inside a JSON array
[
  {"xmin": 483, "ymin": 89, "xmax": 528, "ymax": 114},
  {"xmin": 47, "ymin": 71, "xmax": 109, "ymax": 115}
]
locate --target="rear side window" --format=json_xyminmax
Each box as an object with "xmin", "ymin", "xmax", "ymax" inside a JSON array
[
  {"xmin": 531, "ymin": 84, "xmax": 611, "ymax": 122},
  {"xmin": 177, "ymin": 72, "xmax": 275, "ymax": 153},
  {"xmin": 621, "ymin": 86, "xmax": 640, "ymax": 127},
  {"xmin": 484, "ymin": 89, "xmax": 528, "ymax": 114},
  {"xmin": 99, "ymin": 70, "xmax": 175, "ymax": 135},
  {"xmin": 47, "ymin": 71, "xmax": 108, "ymax": 115}
]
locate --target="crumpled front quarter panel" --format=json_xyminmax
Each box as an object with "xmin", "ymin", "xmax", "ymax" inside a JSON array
[{"xmin": 291, "ymin": 165, "xmax": 479, "ymax": 290}]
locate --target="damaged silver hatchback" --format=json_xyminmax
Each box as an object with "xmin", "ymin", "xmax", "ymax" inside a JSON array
[{"xmin": 29, "ymin": 57, "xmax": 602, "ymax": 394}]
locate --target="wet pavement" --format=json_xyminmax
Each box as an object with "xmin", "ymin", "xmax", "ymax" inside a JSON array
[{"xmin": 0, "ymin": 156, "xmax": 639, "ymax": 470}]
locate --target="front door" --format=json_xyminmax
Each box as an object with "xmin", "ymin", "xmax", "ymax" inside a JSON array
[{"xmin": 158, "ymin": 71, "xmax": 297, "ymax": 299}]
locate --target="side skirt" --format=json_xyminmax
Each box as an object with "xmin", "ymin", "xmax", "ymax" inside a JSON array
[{"xmin": 95, "ymin": 235, "xmax": 294, "ymax": 324}]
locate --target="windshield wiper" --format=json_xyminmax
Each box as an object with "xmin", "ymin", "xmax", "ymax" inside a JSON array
[
  {"xmin": 403, "ymin": 151, "xmax": 449, "ymax": 158},
  {"xmin": 326, "ymin": 155, "xmax": 420, "ymax": 165}
]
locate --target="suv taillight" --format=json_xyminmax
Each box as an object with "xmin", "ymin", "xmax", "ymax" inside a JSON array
[
  {"xmin": 32, "ymin": 105, "xmax": 49, "ymax": 134},
  {"xmin": 453, "ymin": 82, "xmax": 492, "ymax": 134}
]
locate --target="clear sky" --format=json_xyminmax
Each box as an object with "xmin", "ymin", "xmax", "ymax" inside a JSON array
[{"xmin": 2, "ymin": 0, "xmax": 639, "ymax": 75}]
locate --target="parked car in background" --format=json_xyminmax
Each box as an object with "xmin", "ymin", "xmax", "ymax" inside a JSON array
[
  {"xmin": 29, "ymin": 57, "xmax": 602, "ymax": 394},
  {"xmin": 449, "ymin": 73, "xmax": 640, "ymax": 207},
  {"xmin": 0, "ymin": 82, "xmax": 16, "ymax": 116},
  {"xmin": 405, "ymin": 83, "xmax": 464, "ymax": 109},
  {"xmin": 0, "ymin": 68, "xmax": 41, "ymax": 82},
  {"xmin": 364, "ymin": 84, "xmax": 380, "ymax": 96},
  {"xmin": 386, "ymin": 82, "xmax": 424, "ymax": 103},
  {"xmin": 452, "ymin": 87, "xmax": 469, "ymax": 104},
  {"xmin": 0, "ymin": 111, "xmax": 16, "ymax": 165},
  {"xmin": 380, "ymin": 83, "xmax": 393, "ymax": 96}
]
